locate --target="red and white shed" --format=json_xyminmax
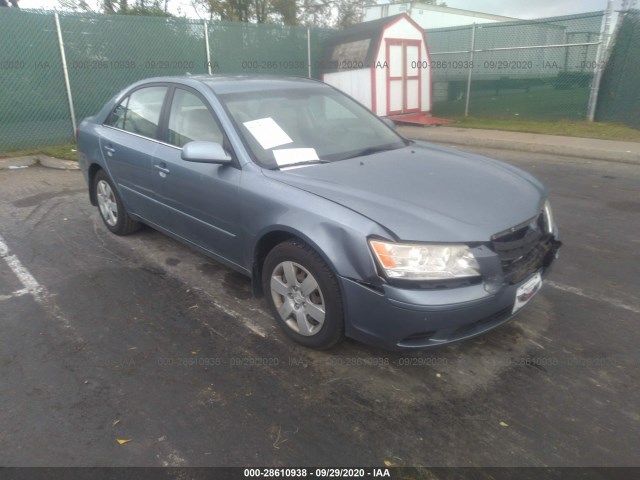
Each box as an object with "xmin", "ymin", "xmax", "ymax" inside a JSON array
[{"xmin": 321, "ymin": 13, "xmax": 432, "ymax": 118}]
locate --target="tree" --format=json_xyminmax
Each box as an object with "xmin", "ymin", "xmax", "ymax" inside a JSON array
[
  {"xmin": 200, "ymin": 0, "xmax": 250, "ymax": 22},
  {"xmin": 295, "ymin": 0, "xmax": 372, "ymax": 28},
  {"xmin": 295, "ymin": 0, "xmax": 331, "ymax": 26},
  {"xmin": 272, "ymin": 0, "xmax": 297, "ymax": 24},
  {"xmin": 196, "ymin": 0, "xmax": 294, "ymax": 24},
  {"xmin": 59, "ymin": 0, "xmax": 447, "ymax": 27},
  {"xmin": 57, "ymin": 0, "xmax": 98, "ymax": 12},
  {"xmin": 59, "ymin": 0, "xmax": 173, "ymax": 15}
]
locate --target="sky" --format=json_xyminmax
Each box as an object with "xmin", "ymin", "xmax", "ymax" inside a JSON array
[{"xmin": 16, "ymin": 0, "xmax": 622, "ymax": 21}]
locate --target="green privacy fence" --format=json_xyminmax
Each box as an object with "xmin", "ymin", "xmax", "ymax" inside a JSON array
[
  {"xmin": 425, "ymin": 12, "xmax": 607, "ymax": 121},
  {"xmin": 61, "ymin": 13, "xmax": 208, "ymax": 125},
  {"xmin": 0, "ymin": 11, "xmax": 72, "ymax": 149},
  {"xmin": 207, "ymin": 21, "xmax": 308, "ymax": 76},
  {"xmin": 0, "ymin": 9, "xmax": 334, "ymax": 151},
  {"xmin": 595, "ymin": 10, "xmax": 640, "ymax": 127}
]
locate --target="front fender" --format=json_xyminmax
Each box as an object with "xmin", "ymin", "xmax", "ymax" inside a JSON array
[{"xmin": 241, "ymin": 169, "xmax": 392, "ymax": 285}]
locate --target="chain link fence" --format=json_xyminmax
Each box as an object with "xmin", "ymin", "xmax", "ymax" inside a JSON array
[
  {"xmin": 0, "ymin": 10, "xmax": 72, "ymax": 150},
  {"xmin": 0, "ymin": 9, "xmax": 334, "ymax": 151},
  {"xmin": 2, "ymin": 9, "xmax": 635, "ymax": 152},
  {"xmin": 425, "ymin": 11, "xmax": 607, "ymax": 121},
  {"xmin": 596, "ymin": 9, "xmax": 640, "ymax": 127}
]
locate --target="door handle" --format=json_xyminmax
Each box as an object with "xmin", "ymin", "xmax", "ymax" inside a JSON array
[
  {"xmin": 104, "ymin": 145, "xmax": 115, "ymax": 156},
  {"xmin": 154, "ymin": 164, "xmax": 170, "ymax": 175}
]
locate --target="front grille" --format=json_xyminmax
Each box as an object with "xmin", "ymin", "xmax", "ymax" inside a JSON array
[{"xmin": 492, "ymin": 213, "xmax": 557, "ymax": 284}]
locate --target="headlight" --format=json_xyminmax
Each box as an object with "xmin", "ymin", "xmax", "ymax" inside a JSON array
[
  {"xmin": 369, "ymin": 240, "xmax": 481, "ymax": 281},
  {"xmin": 543, "ymin": 199, "xmax": 554, "ymax": 234}
]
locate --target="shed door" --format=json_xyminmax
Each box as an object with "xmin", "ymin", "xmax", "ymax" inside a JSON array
[{"xmin": 386, "ymin": 39, "xmax": 421, "ymax": 115}]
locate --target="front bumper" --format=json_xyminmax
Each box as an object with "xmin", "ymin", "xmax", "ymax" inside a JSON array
[{"xmin": 341, "ymin": 239, "xmax": 561, "ymax": 351}]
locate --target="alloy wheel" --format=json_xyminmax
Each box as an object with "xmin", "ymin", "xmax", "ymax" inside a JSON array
[
  {"xmin": 96, "ymin": 179, "xmax": 118, "ymax": 227},
  {"xmin": 270, "ymin": 261, "xmax": 325, "ymax": 336}
]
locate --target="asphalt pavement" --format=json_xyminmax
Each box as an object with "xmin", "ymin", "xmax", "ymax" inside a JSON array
[{"xmin": 0, "ymin": 145, "xmax": 638, "ymax": 467}]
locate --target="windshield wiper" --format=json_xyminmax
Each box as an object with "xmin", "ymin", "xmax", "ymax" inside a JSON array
[
  {"xmin": 341, "ymin": 143, "xmax": 403, "ymax": 160},
  {"xmin": 275, "ymin": 159, "xmax": 330, "ymax": 170}
]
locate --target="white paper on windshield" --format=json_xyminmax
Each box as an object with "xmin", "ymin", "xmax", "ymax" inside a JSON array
[
  {"xmin": 243, "ymin": 117, "xmax": 293, "ymax": 150},
  {"xmin": 272, "ymin": 148, "xmax": 319, "ymax": 167}
]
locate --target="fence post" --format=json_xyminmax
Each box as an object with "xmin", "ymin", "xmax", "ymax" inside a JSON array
[
  {"xmin": 587, "ymin": 0, "xmax": 614, "ymax": 121},
  {"xmin": 54, "ymin": 12, "xmax": 77, "ymax": 141},
  {"xmin": 204, "ymin": 21, "xmax": 212, "ymax": 75},
  {"xmin": 464, "ymin": 23, "xmax": 476, "ymax": 117},
  {"xmin": 307, "ymin": 27, "xmax": 312, "ymax": 78}
]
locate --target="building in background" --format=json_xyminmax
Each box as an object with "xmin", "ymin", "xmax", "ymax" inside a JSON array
[
  {"xmin": 363, "ymin": 3, "xmax": 519, "ymax": 29},
  {"xmin": 322, "ymin": 14, "xmax": 433, "ymax": 119}
]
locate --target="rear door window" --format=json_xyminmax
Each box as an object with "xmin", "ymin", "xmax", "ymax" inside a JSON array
[{"xmin": 107, "ymin": 86, "xmax": 167, "ymax": 139}]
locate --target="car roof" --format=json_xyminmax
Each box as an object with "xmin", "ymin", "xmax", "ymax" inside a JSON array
[{"xmin": 134, "ymin": 75, "xmax": 325, "ymax": 95}]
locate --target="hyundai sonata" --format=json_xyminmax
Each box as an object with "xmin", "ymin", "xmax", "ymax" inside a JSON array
[{"xmin": 78, "ymin": 76, "xmax": 561, "ymax": 350}]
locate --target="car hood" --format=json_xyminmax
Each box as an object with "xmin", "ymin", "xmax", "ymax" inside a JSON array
[{"xmin": 262, "ymin": 142, "xmax": 545, "ymax": 242}]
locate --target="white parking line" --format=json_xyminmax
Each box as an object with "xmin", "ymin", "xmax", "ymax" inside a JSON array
[
  {"xmin": 547, "ymin": 280, "xmax": 640, "ymax": 314},
  {"xmin": 0, "ymin": 232, "xmax": 189, "ymax": 465},
  {"xmin": 0, "ymin": 236, "xmax": 45, "ymax": 300},
  {"xmin": 0, "ymin": 233, "xmax": 79, "ymax": 335},
  {"xmin": 0, "ymin": 288, "xmax": 29, "ymax": 303},
  {"xmin": 209, "ymin": 297, "xmax": 268, "ymax": 338}
]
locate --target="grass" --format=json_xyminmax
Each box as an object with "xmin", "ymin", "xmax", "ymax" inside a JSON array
[
  {"xmin": 430, "ymin": 84, "xmax": 640, "ymax": 142},
  {"xmin": 449, "ymin": 118, "xmax": 640, "ymax": 143},
  {"xmin": 0, "ymin": 143, "xmax": 78, "ymax": 161}
]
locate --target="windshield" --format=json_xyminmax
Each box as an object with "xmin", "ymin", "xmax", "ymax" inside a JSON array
[{"xmin": 218, "ymin": 86, "xmax": 408, "ymax": 169}]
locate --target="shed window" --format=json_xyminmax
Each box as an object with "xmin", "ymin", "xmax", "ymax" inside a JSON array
[{"xmin": 330, "ymin": 39, "xmax": 371, "ymax": 68}]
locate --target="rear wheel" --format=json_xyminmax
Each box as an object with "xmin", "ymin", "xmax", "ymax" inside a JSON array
[
  {"xmin": 94, "ymin": 169, "xmax": 140, "ymax": 235},
  {"xmin": 263, "ymin": 240, "xmax": 344, "ymax": 349}
]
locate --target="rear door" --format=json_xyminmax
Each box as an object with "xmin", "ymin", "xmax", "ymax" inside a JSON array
[
  {"xmin": 150, "ymin": 86, "xmax": 243, "ymax": 265},
  {"xmin": 99, "ymin": 85, "xmax": 168, "ymax": 222}
]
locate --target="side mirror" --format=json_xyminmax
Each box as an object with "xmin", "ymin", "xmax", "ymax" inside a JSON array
[
  {"xmin": 382, "ymin": 118, "xmax": 396, "ymax": 130},
  {"xmin": 181, "ymin": 141, "xmax": 232, "ymax": 164}
]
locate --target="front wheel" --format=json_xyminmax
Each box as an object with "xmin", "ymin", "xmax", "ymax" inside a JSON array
[
  {"xmin": 94, "ymin": 169, "xmax": 140, "ymax": 235},
  {"xmin": 263, "ymin": 240, "xmax": 345, "ymax": 349}
]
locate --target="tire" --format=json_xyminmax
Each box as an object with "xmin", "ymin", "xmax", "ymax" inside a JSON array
[
  {"xmin": 93, "ymin": 169, "xmax": 140, "ymax": 235},
  {"xmin": 262, "ymin": 240, "xmax": 345, "ymax": 349}
]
